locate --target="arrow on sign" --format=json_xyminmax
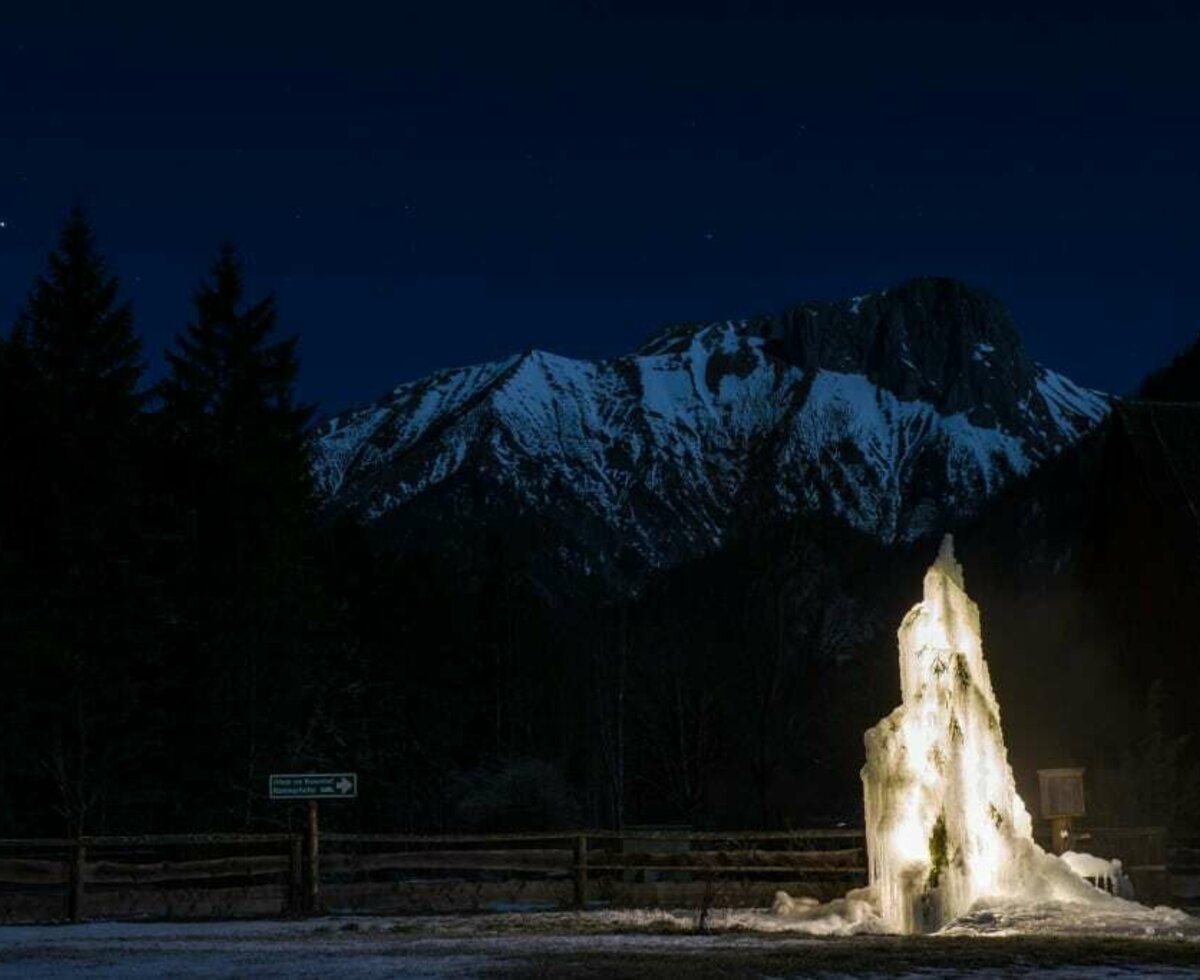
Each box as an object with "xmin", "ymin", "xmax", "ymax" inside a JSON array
[{"xmin": 336, "ymin": 777, "xmax": 353, "ymax": 795}]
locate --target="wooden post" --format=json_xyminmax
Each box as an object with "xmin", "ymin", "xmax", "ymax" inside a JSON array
[
  {"xmin": 305, "ymin": 801, "xmax": 320, "ymax": 915},
  {"xmin": 573, "ymin": 834, "xmax": 588, "ymax": 908},
  {"xmin": 68, "ymin": 842, "xmax": 86, "ymax": 923},
  {"xmin": 289, "ymin": 834, "xmax": 304, "ymax": 915}
]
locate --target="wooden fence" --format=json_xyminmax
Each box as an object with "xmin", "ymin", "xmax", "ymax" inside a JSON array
[
  {"xmin": 0, "ymin": 829, "xmax": 865, "ymax": 922},
  {"xmin": 2, "ymin": 827, "xmax": 1197, "ymax": 923},
  {"xmin": 319, "ymin": 829, "xmax": 866, "ymax": 915},
  {"xmin": 1166, "ymin": 835, "xmax": 1200, "ymax": 912},
  {"xmin": 0, "ymin": 834, "xmax": 299, "ymax": 923}
]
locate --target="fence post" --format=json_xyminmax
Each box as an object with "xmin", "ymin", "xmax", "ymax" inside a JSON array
[
  {"xmin": 573, "ymin": 834, "xmax": 588, "ymax": 908},
  {"xmin": 289, "ymin": 834, "xmax": 304, "ymax": 915},
  {"xmin": 67, "ymin": 841, "xmax": 86, "ymax": 923},
  {"xmin": 305, "ymin": 801, "xmax": 320, "ymax": 915}
]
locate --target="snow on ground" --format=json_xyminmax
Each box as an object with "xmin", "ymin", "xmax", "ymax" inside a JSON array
[
  {"xmin": 2, "ymin": 907, "xmax": 1199, "ymax": 978},
  {"xmin": 940, "ymin": 899, "xmax": 1199, "ymax": 940}
]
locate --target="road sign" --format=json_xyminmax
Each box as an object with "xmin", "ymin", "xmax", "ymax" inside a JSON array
[{"xmin": 269, "ymin": 772, "xmax": 358, "ymax": 800}]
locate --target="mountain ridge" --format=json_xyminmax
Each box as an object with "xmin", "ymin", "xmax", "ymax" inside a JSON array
[{"xmin": 313, "ymin": 277, "xmax": 1109, "ymax": 578}]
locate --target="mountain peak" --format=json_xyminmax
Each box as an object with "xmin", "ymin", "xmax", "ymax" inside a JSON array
[
  {"xmin": 744, "ymin": 277, "xmax": 1031, "ymax": 429},
  {"xmin": 637, "ymin": 277, "xmax": 1039, "ymax": 428}
]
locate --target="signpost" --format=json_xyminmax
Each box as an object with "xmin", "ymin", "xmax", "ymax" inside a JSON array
[
  {"xmin": 269, "ymin": 773, "xmax": 357, "ymax": 800},
  {"xmin": 1037, "ymin": 767, "xmax": 1085, "ymax": 854},
  {"xmin": 270, "ymin": 772, "xmax": 358, "ymax": 915}
]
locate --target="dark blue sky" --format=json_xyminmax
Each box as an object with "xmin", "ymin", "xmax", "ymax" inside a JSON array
[{"xmin": 2, "ymin": 1, "xmax": 1198, "ymax": 413}]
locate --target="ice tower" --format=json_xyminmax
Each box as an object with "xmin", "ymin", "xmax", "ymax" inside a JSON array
[{"xmin": 862, "ymin": 535, "xmax": 1100, "ymax": 933}]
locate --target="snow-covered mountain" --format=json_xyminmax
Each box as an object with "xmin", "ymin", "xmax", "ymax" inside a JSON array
[{"xmin": 313, "ymin": 278, "xmax": 1108, "ymax": 577}]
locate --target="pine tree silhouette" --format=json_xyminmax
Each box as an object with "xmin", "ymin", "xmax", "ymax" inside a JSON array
[
  {"xmin": 157, "ymin": 243, "xmax": 316, "ymax": 827},
  {"xmin": 160, "ymin": 243, "xmax": 313, "ymax": 573},
  {"xmin": 0, "ymin": 208, "xmax": 148, "ymax": 835},
  {"xmin": 17, "ymin": 207, "xmax": 146, "ymax": 564}
]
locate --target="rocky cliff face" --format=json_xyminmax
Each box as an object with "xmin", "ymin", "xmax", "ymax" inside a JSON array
[{"xmin": 313, "ymin": 278, "xmax": 1108, "ymax": 579}]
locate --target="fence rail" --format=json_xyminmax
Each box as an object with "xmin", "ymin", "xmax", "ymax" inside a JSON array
[{"xmin": 0, "ymin": 827, "xmax": 1196, "ymax": 924}]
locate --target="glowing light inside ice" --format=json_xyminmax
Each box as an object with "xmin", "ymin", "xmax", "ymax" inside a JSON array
[{"xmin": 860, "ymin": 534, "xmax": 1110, "ymax": 933}]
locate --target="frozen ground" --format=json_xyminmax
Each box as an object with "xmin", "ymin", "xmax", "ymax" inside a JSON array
[{"xmin": 1, "ymin": 907, "xmax": 1198, "ymax": 978}]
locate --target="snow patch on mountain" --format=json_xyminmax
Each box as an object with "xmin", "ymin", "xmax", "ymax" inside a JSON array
[
  {"xmin": 1036, "ymin": 367, "xmax": 1109, "ymax": 439},
  {"xmin": 777, "ymin": 372, "xmax": 1033, "ymax": 540}
]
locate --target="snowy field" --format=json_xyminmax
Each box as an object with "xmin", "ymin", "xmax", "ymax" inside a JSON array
[{"xmin": 2, "ymin": 907, "xmax": 1199, "ymax": 978}]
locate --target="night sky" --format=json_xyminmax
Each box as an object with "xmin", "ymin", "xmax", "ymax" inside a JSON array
[{"xmin": 2, "ymin": 1, "xmax": 1197, "ymax": 415}]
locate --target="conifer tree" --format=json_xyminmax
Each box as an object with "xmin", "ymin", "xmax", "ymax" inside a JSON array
[
  {"xmin": 14, "ymin": 207, "xmax": 146, "ymax": 566},
  {"xmin": 0, "ymin": 208, "xmax": 148, "ymax": 835},
  {"xmin": 157, "ymin": 244, "xmax": 315, "ymax": 826},
  {"xmin": 160, "ymin": 243, "xmax": 313, "ymax": 580}
]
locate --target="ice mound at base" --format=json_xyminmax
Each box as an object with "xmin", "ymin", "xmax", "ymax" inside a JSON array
[
  {"xmin": 774, "ymin": 534, "xmax": 1182, "ymax": 935},
  {"xmin": 939, "ymin": 898, "xmax": 1199, "ymax": 939},
  {"xmin": 768, "ymin": 889, "xmax": 1197, "ymax": 938},
  {"xmin": 769, "ymin": 887, "xmax": 888, "ymax": 935}
]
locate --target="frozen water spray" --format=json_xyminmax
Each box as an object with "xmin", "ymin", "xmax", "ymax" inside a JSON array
[{"xmin": 860, "ymin": 534, "xmax": 1107, "ymax": 932}]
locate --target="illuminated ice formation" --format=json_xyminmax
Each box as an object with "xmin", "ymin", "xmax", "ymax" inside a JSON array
[
  {"xmin": 772, "ymin": 535, "xmax": 1156, "ymax": 933},
  {"xmin": 860, "ymin": 534, "xmax": 1108, "ymax": 932}
]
